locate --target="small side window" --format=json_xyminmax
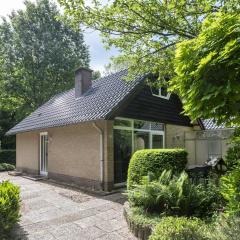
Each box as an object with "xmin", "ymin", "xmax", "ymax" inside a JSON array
[
  {"xmin": 152, "ymin": 86, "xmax": 171, "ymax": 100},
  {"xmin": 159, "ymin": 87, "xmax": 168, "ymax": 98}
]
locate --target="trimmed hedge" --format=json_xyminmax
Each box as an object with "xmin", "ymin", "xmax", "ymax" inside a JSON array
[
  {"xmin": 149, "ymin": 217, "xmax": 209, "ymax": 240},
  {"xmin": 127, "ymin": 149, "xmax": 188, "ymax": 189},
  {"xmin": 0, "ymin": 181, "xmax": 20, "ymax": 238},
  {"xmin": 0, "ymin": 150, "xmax": 16, "ymax": 165}
]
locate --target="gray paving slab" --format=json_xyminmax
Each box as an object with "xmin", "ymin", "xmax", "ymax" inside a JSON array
[{"xmin": 0, "ymin": 172, "xmax": 137, "ymax": 240}]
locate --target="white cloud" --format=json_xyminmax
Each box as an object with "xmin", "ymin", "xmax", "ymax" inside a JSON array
[{"xmin": 84, "ymin": 30, "xmax": 119, "ymax": 73}]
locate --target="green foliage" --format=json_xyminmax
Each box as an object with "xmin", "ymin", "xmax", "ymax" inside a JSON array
[
  {"xmin": 220, "ymin": 166, "xmax": 240, "ymax": 215},
  {"xmin": 225, "ymin": 127, "xmax": 240, "ymax": 169},
  {"xmin": 0, "ymin": 181, "xmax": 20, "ymax": 238},
  {"xmin": 127, "ymin": 149, "xmax": 187, "ymax": 189},
  {"xmin": 59, "ymin": 0, "xmax": 225, "ymax": 81},
  {"xmin": 92, "ymin": 71, "xmax": 101, "ymax": 80},
  {"xmin": 128, "ymin": 170, "xmax": 222, "ymax": 218},
  {"xmin": 0, "ymin": 163, "xmax": 15, "ymax": 172},
  {"xmin": 0, "ymin": 0, "xmax": 89, "ymax": 120},
  {"xmin": 59, "ymin": 0, "xmax": 240, "ymax": 125},
  {"xmin": 127, "ymin": 206, "xmax": 161, "ymax": 229},
  {"xmin": 172, "ymin": 13, "xmax": 240, "ymax": 125},
  {"xmin": 0, "ymin": 150, "xmax": 16, "ymax": 165},
  {"xmin": 210, "ymin": 215, "xmax": 240, "ymax": 240},
  {"xmin": 0, "ymin": 110, "xmax": 16, "ymax": 149},
  {"xmin": 149, "ymin": 216, "xmax": 210, "ymax": 240}
]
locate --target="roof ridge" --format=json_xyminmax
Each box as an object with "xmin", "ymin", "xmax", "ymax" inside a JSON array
[{"xmin": 6, "ymin": 68, "xmax": 141, "ymax": 135}]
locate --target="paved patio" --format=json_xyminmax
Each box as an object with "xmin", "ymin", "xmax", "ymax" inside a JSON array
[{"xmin": 0, "ymin": 172, "xmax": 136, "ymax": 240}]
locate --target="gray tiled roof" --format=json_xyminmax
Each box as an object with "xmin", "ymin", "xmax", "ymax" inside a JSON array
[
  {"xmin": 7, "ymin": 70, "xmax": 143, "ymax": 135},
  {"xmin": 201, "ymin": 119, "xmax": 227, "ymax": 130}
]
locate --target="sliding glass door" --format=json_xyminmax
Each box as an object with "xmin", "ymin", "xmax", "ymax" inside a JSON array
[
  {"xmin": 114, "ymin": 129, "xmax": 132, "ymax": 184},
  {"xmin": 113, "ymin": 118, "xmax": 164, "ymax": 184}
]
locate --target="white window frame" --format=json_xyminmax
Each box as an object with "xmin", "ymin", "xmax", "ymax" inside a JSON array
[
  {"xmin": 113, "ymin": 117, "xmax": 165, "ymax": 152},
  {"xmin": 152, "ymin": 87, "xmax": 171, "ymax": 100},
  {"xmin": 40, "ymin": 132, "xmax": 48, "ymax": 176}
]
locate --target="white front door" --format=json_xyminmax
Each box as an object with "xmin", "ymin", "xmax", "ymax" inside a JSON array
[{"xmin": 40, "ymin": 132, "xmax": 48, "ymax": 176}]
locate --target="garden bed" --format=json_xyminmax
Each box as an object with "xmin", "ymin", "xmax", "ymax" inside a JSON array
[{"xmin": 123, "ymin": 202, "xmax": 160, "ymax": 240}]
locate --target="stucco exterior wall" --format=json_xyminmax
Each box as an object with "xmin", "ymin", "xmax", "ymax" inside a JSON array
[
  {"xmin": 165, "ymin": 124, "xmax": 194, "ymax": 149},
  {"xmin": 16, "ymin": 132, "xmax": 39, "ymax": 174},
  {"xmin": 16, "ymin": 120, "xmax": 114, "ymax": 190},
  {"xmin": 47, "ymin": 122, "xmax": 101, "ymax": 186}
]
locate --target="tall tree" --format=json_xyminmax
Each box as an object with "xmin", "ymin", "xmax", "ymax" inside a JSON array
[
  {"xmin": 0, "ymin": 111, "xmax": 16, "ymax": 149},
  {"xmin": 0, "ymin": 0, "xmax": 90, "ymax": 119},
  {"xmin": 59, "ymin": 0, "xmax": 235, "ymax": 80},
  {"xmin": 172, "ymin": 13, "xmax": 240, "ymax": 125},
  {"xmin": 59, "ymin": 0, "xmax": 239, "ymax": 124}
]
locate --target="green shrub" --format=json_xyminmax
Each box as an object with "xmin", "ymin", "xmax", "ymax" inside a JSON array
[
  {"xmin": 210, "ymin": 215, "xmax": 240, "ymax": 240},
  {"xmin": 128, "ymin": 206, "xmax": 162, "ymax": 229},
  {"xmin": 127, "ymin": 149, "xmax": 187, "ymax": 189},
  {"xmin": 0, "ymin": 150, "xmax": 16, "ymax": 165},
  {"xmin": 149, "ymin": 216, "xmax": 210, "ymax": 240},
  {"xmin": 220, "ymin": 165, "xmax": 240, "ymax": 215},
  {"xmin": 0, "ymin": 181, "xmax": 20, "ymax": 238},
  {"xmin": 127, "ymin": 170, "xmax": 222, "ymax": 218},
  {"xmin": 0, "ymin": 163, "xmax": 15, "ymax": 172},
  {"xmin": 224, "ymin": 127, "xmax": 240, "ymax": 170}
]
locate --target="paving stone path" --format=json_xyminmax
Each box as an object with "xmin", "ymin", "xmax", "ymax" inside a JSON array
[{"xmin": 0, "ymin": 172, "xmax": 136, "ymax": 240}]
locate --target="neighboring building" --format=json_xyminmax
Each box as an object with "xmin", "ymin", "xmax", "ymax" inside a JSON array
[{"xmin": 7, "ymin": 68, "xmax": 203, "ymax": 191}]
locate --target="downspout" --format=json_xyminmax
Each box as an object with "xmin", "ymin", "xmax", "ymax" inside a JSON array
[{"xmin": 92, "ymin": 122, "xmax": 104, "ymax": 191}]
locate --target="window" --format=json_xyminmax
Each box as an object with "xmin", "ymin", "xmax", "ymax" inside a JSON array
[
  {"xmin": 152, "ymin": 86, "xmax": 171, "ymax": 100},
  {"xmin": 152, "ymin": 134, "xmax": 164, "ymax": 149},
  {"xmin": 134, "ymin": 120, "xmax": 150, "ymax": 130},
  {"xmin": 114, "ymin": 117, "xmax": 165, "ymax": 183},
  {"xmin": 114, "ymin": 118, "xmax": 132, "ymax": 128},
  {"xmin": 134, "ymin": 131, "xmax": 150, "ymax": 151}
]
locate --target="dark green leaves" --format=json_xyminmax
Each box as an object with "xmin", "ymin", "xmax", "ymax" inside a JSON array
[{"xmin": 0, "ymin": 0, "xmax": 89, "ymax": 119}]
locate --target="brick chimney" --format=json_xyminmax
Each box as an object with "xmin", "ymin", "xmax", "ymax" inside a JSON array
[{"xmin": 75, "ymin": 67, "xmax": 93, "ymax": 98}]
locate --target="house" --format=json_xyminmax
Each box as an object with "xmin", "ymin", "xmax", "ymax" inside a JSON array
[{"xmin": 7, "ymin": 67, "xmax": 203, "ymax": 191}]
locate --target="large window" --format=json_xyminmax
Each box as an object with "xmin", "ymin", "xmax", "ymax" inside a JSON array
[
  {"xmin": 114, "ymin": 118, "xmax": 164, "ymax": 150},
  {"xmin": 113, "ymin": 118, "xmax": 165, "ymax": 183}
]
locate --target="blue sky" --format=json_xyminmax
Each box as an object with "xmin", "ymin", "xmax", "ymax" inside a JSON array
[{"xmin": 0, "ymin": 0, "xmax": 118, "ymax": 73}]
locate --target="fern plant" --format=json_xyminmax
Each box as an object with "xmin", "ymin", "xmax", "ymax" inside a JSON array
[{"xmin": 127, "ymin": 170, "xmax": 222, "ymax": 218}]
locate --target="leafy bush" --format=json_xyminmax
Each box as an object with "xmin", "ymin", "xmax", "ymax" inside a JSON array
[
  {"xmin": 0, "ymin": 150, "xmax": 16, "ymax": 165},
  {"xmin": 0, "ymin": 181, "xmax": 20, "ymax": 238},
  {"xmin": 210, "ymin": 215, "xmax": 240, "ymax": 240},
  {"xmin": 149, "ymin": 216, "xmax": 210, "ymax": 240},
  {"xmin": 224, "ymin": 127, "xmax": 240, "ymax": 170},
  {"xmin": 0, "ymin": 163, "xmax": 15, "ymax": 172},
  {"xmin": 127, "ymin": 206, "xmax": 162, "ymax": 229},
  {"xmin": 127, "ymin": 170, "xmax": 222, "ymax": 218},
  {"xmin": 220, "ymin": 165, "xmax": 240, "ymax": 215},
  {"xmin": 127, "ymin": 149, "xmax": 187, "ymax": 189}
]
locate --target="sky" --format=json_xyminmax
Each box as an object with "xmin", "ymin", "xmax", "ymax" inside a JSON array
[{"xmin": 0, "ymin": 0, "xmax": 118, "ymax": 73}]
